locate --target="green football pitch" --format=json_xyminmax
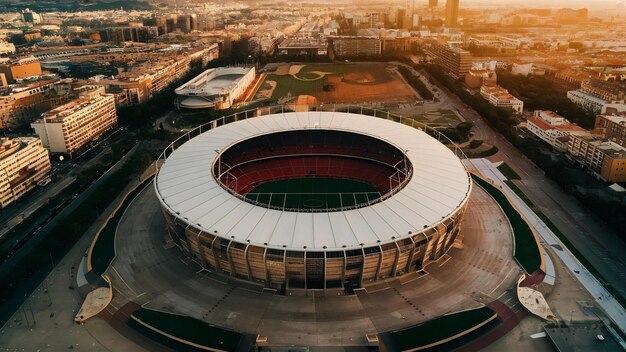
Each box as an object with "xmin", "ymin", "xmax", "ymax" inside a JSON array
[{"xmin": 245, "ymin": 177, "xmax": 380, "ymax": 210}]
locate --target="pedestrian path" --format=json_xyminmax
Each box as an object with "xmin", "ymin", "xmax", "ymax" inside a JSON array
[{"xmin": 465, "ymin": 158, "xmax": 626, "ymax": 337}]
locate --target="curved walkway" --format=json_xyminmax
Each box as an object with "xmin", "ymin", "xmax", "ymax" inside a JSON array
[{"xmin": 104, "ymin": 181, "xmax": 520, "ymax": 346}]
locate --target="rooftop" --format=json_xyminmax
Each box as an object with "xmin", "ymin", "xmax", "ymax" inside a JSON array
[
  {"xmin": 0, "ymin": 137, "xmax": 37, "ymax": 161},
  {"xmin": 155, "ymin": 112, "xmax": 471, "ymax": 252},
  {"xmin": 39, "ymin": 94, "xmax": 109, "ymax": 122},
  {"xmin": 599, "ymin": 114, "xmax": 626, "ymax": 125}
]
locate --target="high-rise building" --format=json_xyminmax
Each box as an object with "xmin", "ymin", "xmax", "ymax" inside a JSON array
[
  {"xmin": 396, "ymin": 9, "xmax": 406, "ymax": 29},
  {"xmin": 426, "ymin": 43, "xmax": 472, "ymax": 79},
  {"xmin": 445, "ymin": 0, "xmax": 459, "ymax": 27},
  {"xmin": 178, "ymin": 15, "xmax": 192, "ymax": 33},
  {"xmin": 0, "ymin": 137, "xmax": 51, "ymax": 208},
  {"xmin": 31, "ymin": 90, "xmax": 117, "ymax": 157},
  {"xmin": 99, "ymin": 26, "xmax": 159, "ymax": 43},
  {"xmin": 190, "ymin": 14, "xmax": 198, "ymax": 31},
  {"xmin": 329, "ymin": 36, "xmax": 382, "ymax": 57}
]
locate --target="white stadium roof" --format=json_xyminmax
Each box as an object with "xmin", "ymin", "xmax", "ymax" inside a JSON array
[{"xmin": 155, "ymin": 112, "xmax": 471, "ymax": 251}]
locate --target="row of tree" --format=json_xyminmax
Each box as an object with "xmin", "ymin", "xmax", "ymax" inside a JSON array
[
  {"xmin": 420, "ymin": 64, "xmax": 626, "ymax": 239},
  {"xmin": 398, "ymin": 66, "xmax": 434, "ymax": 100}
]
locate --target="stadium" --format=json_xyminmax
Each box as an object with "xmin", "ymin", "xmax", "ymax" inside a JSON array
[
  {"xmin": 174, "ymin": 66, "xmax": 255, "ymax": 110},
  {"xmin": 155, "ymin": 111, "xmax": 472, "ymax": 292}
]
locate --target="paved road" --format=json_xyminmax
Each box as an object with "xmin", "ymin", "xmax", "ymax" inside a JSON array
[
  {"xmin": 0, "ymin": 163, "xmax": 153, "ymax": 352},
  {"xmin": 0, "ymin": 145, "xmax": 138, "ymax": 278},
  {"xmin": 0, "ymin": 176, "xmax": 76, "ymax": 239},
  {"xmin": 419, "ymin": 69, "xmax": 626, "ymax": 299}
]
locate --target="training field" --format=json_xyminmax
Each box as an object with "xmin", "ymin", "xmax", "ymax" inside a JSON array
[
  {"xmin": 257, "ymin": 63, "xmax": 416, "ymax": 103},
  {"xmin": 245, "ymin": 177, "xmax": 380, "ymax": 210}
]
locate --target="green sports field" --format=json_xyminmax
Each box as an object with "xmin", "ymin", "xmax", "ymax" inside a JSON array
[{"xmin": 246, "ymin": 177, "xmax": 380, "ymax": 210}]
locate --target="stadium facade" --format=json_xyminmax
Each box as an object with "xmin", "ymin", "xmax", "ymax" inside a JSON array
[
  {"xmin": 155, "ymin": 111, "xmax": 471, "ymax": 292},
  {"xmin": 174, "ymin": 66, "xmax": 255, "ymax": 110}
]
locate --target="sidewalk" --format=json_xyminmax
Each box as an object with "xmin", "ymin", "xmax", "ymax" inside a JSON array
[{"xmin": 466, "ymin": 158, "xmax": 626, "ymax": 337}]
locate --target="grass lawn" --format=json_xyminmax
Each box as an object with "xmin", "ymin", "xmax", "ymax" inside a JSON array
[
  {"xmin": 412, "ymin": 109, "xmax": 463, "ymax": 128},
  {"xmin": 247, "ymin": 177, "xmax": 380, "ymax": 210},
  {"xmin": 464, "ymin": 146, "xmax": 499, "ymax": 158},
  {"xmin": 497, "ymin": 162, "xmax": 521, "ymax": 180},
  {"xmin": 266, "ymin": 63, "xmax": 390, "ymax": 100},
  {"xmin": 503, "ymin": 180, "xmax": 534, "ymax": 207},
  {"xmin": 298, "ymin": 63, "xmax": 362, "ymax": 76},
  {"xmin": 266, "ymin": 73, "xmax": 327, "ymax": 99},
  {"xmin": 91, "ymin": 176, "xmax": 154, "ymax": 275},
  {"xmin": 387, "ymin": 306, "xmax": 496, "ymax": 351},
  {"xmin": 131, "ymin": 308, "xmax": 243, "ymax": 351},
  {"xmin": 472, "ymin": 174, "xmax": 541, "ymax": 274}
]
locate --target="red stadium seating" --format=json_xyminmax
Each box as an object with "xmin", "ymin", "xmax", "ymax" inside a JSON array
[{"xmin": 214, "ymin": 130, "xmax": 410, "ymax": 196}]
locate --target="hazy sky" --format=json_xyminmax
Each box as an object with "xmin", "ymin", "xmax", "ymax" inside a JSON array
[{"xmin": 455, "ymin": 0, "xmax": 624, "ymax": 8}]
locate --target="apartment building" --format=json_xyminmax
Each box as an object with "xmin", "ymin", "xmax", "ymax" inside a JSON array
[
  {"xmin": 567, "ymin": 80, "xmax": 626, "ymax": 114},
  {"xmin": 99, "ymin": 26, "xmax": 159, "ymax": 43},
  {"xmin": 480, "ymin": 85, "xmax": 524, "ymax": 113},
  {"xmin": 426, "ymin": 43, "xmax": 473, "ymax": 79},
  {"xmin": 526, "ymin": 110, "xmax": 588, "ymax": 152},
  {"xmin": 31, "ymin": 90, "xmax": 117, "ymax": 157},
  {"xmin": 580, "ymin": 80, "xmax": 625, "ymax": 102},
  {"xmin": 329, "ymin": 36, "xmax": 382, "ymax": 57},
  {"xmin": 567, "ymin": 134, "xmax": 626, "ymax": 182},
  {"xmin": 0, "ymin": 137, "xmax": 51, "ymax": 208},
  {"xmin": 0, "ymin": 57, "xmax": 42, "ymax": 84},
  {"xmin": 0, "ymin": 79, "xmax": 64, "ymax": 130},
  {"xmin": 595, "ymin": 114, "xmax": 626, "ymax": 147},
  {"xmin": 567, "ymin": 90, "xmax": 626, "ymax": 114},
  {"xmin": 90, "ymin": 55, "xmax": 191, "ymax": 106}
]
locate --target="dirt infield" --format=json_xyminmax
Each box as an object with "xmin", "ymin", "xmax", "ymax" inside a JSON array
[
  {"xmin": 257, "ymin": 63, "xmax": 417, "ymax": 103},
  {"xmin": 312, "ymin": 66, "xmax": 415, "ymax": 103},
  {"xmin": 342, "ymin": 72, "xmax": 376, "ymax": 84}
]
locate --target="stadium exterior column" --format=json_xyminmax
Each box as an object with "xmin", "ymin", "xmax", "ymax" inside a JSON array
[
  {"xmin": 342, "ymin": 250, "xmax": 347, "ymax": 289},
  {"xmin": 359, "ymin": 247, "xmax": 366, "ymax": 287},
  {"xmin": 303, "ymin": 249, "xmax": 308, "ymax": 290},
  {"xmin": 323, "ymin": 250, "xmax": 327, "ymax": 290},
  {"xmin": 282, "ymin": 250, "xmax": 287, "ymax": 289},
  {"xmin": 375, "ymin": 244, "xmax": 383, "ymax": 281},
  {"xmin": 262, "ymin": 247, "xmax": 269, "ymax": 286},
  {"xmin": 243, "ymin": 242, "xmax": 252, "ymax": 280},
  {"xmin": 391, "ymin": 241, "xmax": 401, "ymax": 277},
  {"xmin": 183, "ymin": 224, "xmax": 195, "ymax": 257},
  {"xmin": 406, "ymin": 236, "xmax": 416, "ymax": 273},
  {"xmin": 226, "ymin": 239, "xmax": 236, "ymax": 276},
  {"xmin": 211, "ymin": 235, "xmax": 222, "ymax": 272},
  {"xmin": 195, "ymin": 229, "xmax": 207, "ymax": 268}
]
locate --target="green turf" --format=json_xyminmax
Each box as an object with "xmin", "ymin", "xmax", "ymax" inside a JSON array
[
  {"xmin": 497, "ymin": 162, "xmax": 521, "ymax": 180},
  {"xmin": 246, "ymin": 177, "xmax": 380, "ymax": 210},
  {"xmin": 472, "ymin": 174, "xmax": 542, "ymax": 274},
  {"xmin": 266, "ymin": 74, "xmax": 327, "ymax": 99},
  {"xmin": 387, "ymin": 306, "xmax": 496, "ymax": 351},
  {"xmin": 131, "ymin": 308, "xmax": 243, "ymax": 351},
  {"xmin": 411, "ymin": 109, "xmax": 463, "ymax": 128},
  {"xmin": 266, "ymin": 63, "xmax": 390, "ymax": 99}
]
